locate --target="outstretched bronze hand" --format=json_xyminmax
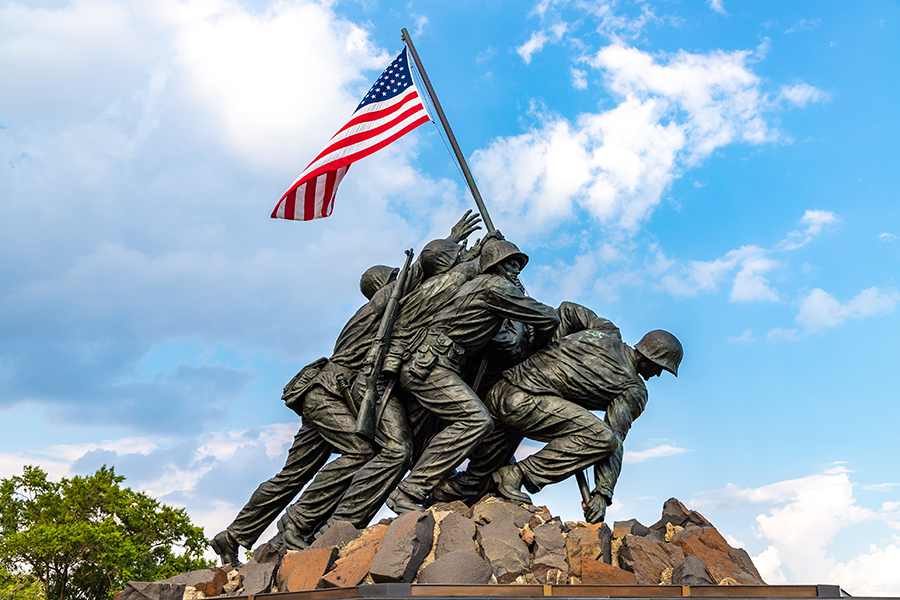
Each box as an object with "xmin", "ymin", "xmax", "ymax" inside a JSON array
[{"xmin": 448, "ymin": 209, "xmax": 483, "ymax": 243}]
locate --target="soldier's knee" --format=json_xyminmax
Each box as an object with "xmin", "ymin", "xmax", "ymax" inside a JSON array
[{"xmin": 380, "ymin": 438, "xmax": 414, "ymax": 471}]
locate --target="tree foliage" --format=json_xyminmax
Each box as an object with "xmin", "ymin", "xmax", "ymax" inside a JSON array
[{"xmin": 0, "ymin": 465, "xmax": 212, "ymax": 600}]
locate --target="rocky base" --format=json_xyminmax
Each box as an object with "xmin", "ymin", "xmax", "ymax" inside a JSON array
[{"xmin": 116, "ymin": 497, "xmax": 764, "ymax": 598}]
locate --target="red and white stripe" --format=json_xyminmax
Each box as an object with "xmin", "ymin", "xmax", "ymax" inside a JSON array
[{"xmin": 272, "ymin": 86, "xmax": 430, "ymax": 221}]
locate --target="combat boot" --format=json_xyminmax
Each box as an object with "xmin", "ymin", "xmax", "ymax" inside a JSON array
[
  {"xmin": 387, "ymin": 488, "xmax": 425, "ymax": 514},
  {"xmin": 210, "ymin": 529, "xmax": 243, "ymax": 568},
  {"xmin": 493, "ymin": 464, "xmax": 532, "ymax": 505}
]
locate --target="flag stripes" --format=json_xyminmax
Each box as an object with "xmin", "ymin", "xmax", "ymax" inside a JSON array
[{"xmin": 272, "ymin": 48, "xmax": 430, "ymax": 222}]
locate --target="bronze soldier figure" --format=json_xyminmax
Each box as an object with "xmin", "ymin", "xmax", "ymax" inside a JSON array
[
  {"xmin": 210, "ymin": 214, "xmax": 481, "ymax": 564},
  {"xmin": 386, "ymin": 239, "xmax": 561, "ymax": 513},
  {"xmin": 437, "ymin": 320, "xmax": 682, "ymax": 524}
]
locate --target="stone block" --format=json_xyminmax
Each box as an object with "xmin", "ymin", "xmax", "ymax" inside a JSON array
[
  {"xmin": 671, "ymin": 526, "xmax": 764, "ymax": 584},
  {"xmin": 159, "ymin": 567, "xmax": 227, "ymax": 597},
  {"xmin": 277, "ymin": 546, "xmax": 338, "ymax": 592},
  {"xmin": 581, "ymin": 558, "xmax": 637, "ymax": 585},
  {"xmin": 434, "ymin": 512, "xmax": 477, "ymax": 559},
  {"xmin": 320, "ymin": 523, "xmax": 389, "ymax": 588},
  {"xmin": 476, "ymin": 516, "xmax": 530, "ymax": 583},
  {"xmin": 370, "ymin": 511, "xmax": 435, "ymax": 583},
  {"xmin": 470, "ymin": 496, "xmax": 533, "ymax": 528},
  {"xmin": 118, "ymin": 582, "xmax": 185, "ymax": 600},
  {"xmin": 532, "ymin": 521, "xmax": 568, "ymax": 584},
  {"xmin": 650, "ymin": 498, "xmax": 712, "ymax": 535},
  {"xmin": 617, "ymin": 534, "xmax": 684, "ymax": 584},
  {"xmin": 672, "ymin": 554, "xmax": 714, "ymax": 585},
  {"xmin": 417, "ymin": 549, "xmax": 493, "ymax": 584},
  {"xmin": 308, "ymin": 520, "xmax": 361, "ymax": 552},
  {"xmin": 238, "ymin": 561, "xmax": 276, "ymax": 596},
  {"xmin": 565, "ymin": 523, "xmax": 606, "ymax": 577},
  {"xmin": 614, "ymin": 518, "xmax": 651, "ymax": 538}
]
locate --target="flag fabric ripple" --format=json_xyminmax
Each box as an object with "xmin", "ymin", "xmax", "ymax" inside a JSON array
[{"xmin": 272, "ymin": 48, "xmax": 431, "ymax": 221}]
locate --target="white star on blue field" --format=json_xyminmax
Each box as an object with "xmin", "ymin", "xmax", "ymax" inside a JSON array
[{"xmin": 1, "ymin": 1, "xmax": 898, "ymax": 594}]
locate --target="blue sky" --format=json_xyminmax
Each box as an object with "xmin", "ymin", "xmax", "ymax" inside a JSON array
[{"xmin": 2, "ymin": 0, "xmax": 899, "ymax": 594}]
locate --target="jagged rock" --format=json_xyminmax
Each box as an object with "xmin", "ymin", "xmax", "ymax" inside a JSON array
[
  {"xmin": 417, "ymin": 549, "xmax": 493, "ymax": 584},
  {"xmin": 733, "ymin": 547, "xmax": 764, "ymax": 582},
  {"xmin": 476, "ymin": 516, "xmax": 530, "ymax": 583},
  {"xmin": 159, "ymin": 567, "xmax": 227, "ymax": 597},
  {"xmin": 370, "ymin": 510, "xmax": 435, "ymax": 583},
  {"xmin": 277, "ymin": 547, "xmax": 338, "ymax": 592},
  {"xmin": 238, "ymin": 561, "xmax": 276, "ymax": 596},
  {"xmin": 320, "ymin": 523, "xmax": 389, "ymax": 588},
  {"xmin": 429, "ymin": 500, "xmax": 471, "ymax": 517},
  {"xmin": 117, "ymin": 582, "xmax": 185, "ymax": 600},
  {"xmin": 565, "ymin": 523, "xmax": 606, "ymax": 577},
  {"xmin": 614, "ymin": 518, "xmax": 652, "ymax": 538},
  {"xmin": 308, "ymin": 520, "xmax": 361, "ymax": 551},
  {"xmin": 672, "ymin": 554, "xmax": 714, "ymax": 585},
  {"xmin": 650, "ymin": 498, "xmax": 712, "ymax": 535},
  {"xmin": 253, "ymin": 539, "xmax": 287, "ymax": 564},
  {"xmin": 618, "ymin": 534, "xmax": 684, "ymax": 584},
  {"xmin": 528, "ymin": 507, "xmax": 553, "ymax": 529},
  {"xmin": 532, "ymin": 522, "xmax": 569, "ymax": 584},
  {"xmin": 671, "ymin": 526, "xmax": 763, "ymax": 584},
  {"xmin": 470, "ymin": 496, "xmax": 534, "ymax": 528},
  {"xmin": 520, "ymin": 528, "xmax": 534, "ymax": 547},
  {"xmin": 581, "ymin": 557, "xmax": 637, "ymax": 585},
  {"xmin": 434, "ymin": 512, "xmax": 477, "ymax": 559}
]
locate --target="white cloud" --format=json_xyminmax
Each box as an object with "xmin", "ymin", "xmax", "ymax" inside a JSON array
[
  {"xmin": 571, "ymin": 67, "xmax": 588, "ymax": 90},
  {"xmin": 778, "ymin": 82, "xmax": 832, "ymax": 108},
  {"xmin": 624, "ymin": 443, "xmax": 690, "ymax": 463},
  {"xmin": 879, "ymin": 232, "xmax": 897, "ymax": 242},
  {"xmin": 517, "ymin": 23, "xmax": 567, "ymax": 64},
  {"xmin": 474, "ymin": 41, "xmax": 788, "ymax": 238},
  {"xmin": 795, "ymin": 287, "xmax": 900, "ymax": 332},
  {"xmin": 728, "ymin": 329, "xmax": 755, "ymax": 343},
  {"xmin": 518, "ymin": 30, "xmax": 551, "ymax": 64},
  {"xmin": 659, "ymin": 245, "xmax": 779, "ymax": 302},
  {"xmin": 785, "ymin": 18, "xmax": 821, "ymax": 34},
  {"xmin": 708, "ymin": 0, "xmax": 727, "ymax": 15}
]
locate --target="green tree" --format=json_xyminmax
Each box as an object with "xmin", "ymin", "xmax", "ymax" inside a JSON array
[{"xmin": 0, "ymin": 465, "xmax": 212, "ymax": 600}]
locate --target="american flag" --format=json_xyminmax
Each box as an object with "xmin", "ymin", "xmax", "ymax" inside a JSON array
[{"xmin": 272, "ymin": 48, "xmax": 431, "ymax": 221}]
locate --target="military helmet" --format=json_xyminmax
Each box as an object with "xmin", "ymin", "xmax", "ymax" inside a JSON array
[
  {"xmin": 480, "ymin": 239, "xmax": 529, "ymax": 273},
  {"xmin": 421, "ymin": 239, "xmax": 462, "ymax": 278},
  {"xmin": 635, "ymin": 330, "xmax": 683, "ymax": 376},
  {"xmin": 359, "ymin": 265, "xmax": 399, "ymax": 300}
]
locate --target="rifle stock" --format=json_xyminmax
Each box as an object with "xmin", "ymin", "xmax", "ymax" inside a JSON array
[{"xmin": 355, "ymin": 249, "xmax": 415, "ymax": 443}]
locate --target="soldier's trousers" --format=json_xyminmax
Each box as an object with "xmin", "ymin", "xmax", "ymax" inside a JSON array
[
  {"xmin": 440, "ymin": 379, "xmax": 622, "ymax": 502},
  {"xmin": 227, "ymin": 385, "xmax": 411, "ymax": 548},
  {"xmin": 396, "ymin": 364, "xmax": 494, "ymax": 502}
]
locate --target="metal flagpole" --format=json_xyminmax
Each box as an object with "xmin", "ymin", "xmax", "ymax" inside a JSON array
[{"xmin": 401, "ymin": 28, "xmax": 496, "ymax": 233}]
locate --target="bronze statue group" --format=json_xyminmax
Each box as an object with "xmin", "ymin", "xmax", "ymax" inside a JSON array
[{"xmin": 211, "ymin": 213, "xmax": 683, "ymax": 566}]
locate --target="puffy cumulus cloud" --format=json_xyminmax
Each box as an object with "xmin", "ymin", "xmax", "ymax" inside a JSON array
[
  {"xmin": 0, "ymin": 0, "xmax": 476, "ymax": 434},
  {"xmin": 623, "ymin": 443, "xmax": 690, "ymax": 464},
  {"xmin": 692, "ymin": 467, "xmax": 900, "ymax": 593},
  {"xmin": 794, "ymin": 287, "xmax": 900, "ymax": 332},
  {"xmin": 163, "ymin": 0, "xmax": 390, "ymax": 173},
  {"xmin": 473, "ymin": 41, "xmax": 786, "ymax": 237},
  {"xmin": 659, "ymin": 245, "xmax": 779, "ymax": 302},
  {"xmin": 778, "ymin": 82, "xmax": 832, "ymax": 108}
]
